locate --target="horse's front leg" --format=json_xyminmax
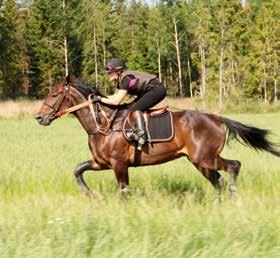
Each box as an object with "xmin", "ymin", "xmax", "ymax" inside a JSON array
[
  {"xmin": 112, "ymin": 161, "xmax": 130, "ymax": 194},
  {"xmin": 74, "ymin": 160, "xmax": 103, "ymax": 198}
]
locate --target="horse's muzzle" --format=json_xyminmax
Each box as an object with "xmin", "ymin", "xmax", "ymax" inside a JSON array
[{"xmin": 35, "ymin": 114, "xmax": 54, "ymax": 126}]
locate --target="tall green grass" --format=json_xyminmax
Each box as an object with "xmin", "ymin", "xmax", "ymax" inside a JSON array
[{"xmin": 0, "ymin": 113, "xmax": 280, "ymax": 257}]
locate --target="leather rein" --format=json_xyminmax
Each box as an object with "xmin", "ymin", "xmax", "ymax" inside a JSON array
[{"xmin": 46, "ymin": 85, "xmax": 114, "ymax": 135}]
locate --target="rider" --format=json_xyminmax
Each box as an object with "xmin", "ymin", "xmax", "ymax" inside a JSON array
[{"xmin": 93, "ymin": 58, "xmax": 166, "ymax": 149}]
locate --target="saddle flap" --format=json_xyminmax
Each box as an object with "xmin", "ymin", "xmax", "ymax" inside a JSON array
[{"xmin": 123, "ymin": 110, "xmax": 174, "ymax": 143}]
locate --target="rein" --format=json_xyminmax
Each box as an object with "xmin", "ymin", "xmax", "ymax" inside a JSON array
[{"xmin": 55, "ymin": 93, "xmax": 113, "ymax": 135}]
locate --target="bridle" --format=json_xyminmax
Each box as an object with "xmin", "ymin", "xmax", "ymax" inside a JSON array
[
  {"xmin": 43, "ymin": 82, "xmax": 114, "ymax": 135},
  {"xmin": 42, "ymin": 84, "xmax": 70, "ymax": 119}
]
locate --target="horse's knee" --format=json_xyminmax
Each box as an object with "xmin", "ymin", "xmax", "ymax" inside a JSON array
[
  {"xmin": 74, "ymin": 161, "xmax": 92, "ymax": 177},
  {"xmin": 74, "ymin": 165, "xmax": 82, "ymax": 177}
]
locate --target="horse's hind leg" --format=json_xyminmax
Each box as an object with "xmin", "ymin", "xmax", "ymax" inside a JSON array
[
  {"xmin": 223, "ymin": 158, "xmax": 241, "ymax": 198},
  {"xmin": 194, "ymin": 165, "xmax": 226, "ymax": 202},
  {"xmin": 198, "ymin": 157, "xmax": 241, "ymax": 198}
]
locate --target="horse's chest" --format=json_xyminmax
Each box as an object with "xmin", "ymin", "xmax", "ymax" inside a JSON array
[{"xmin": 90, "ymin": 137, "xmax": 129, "ymax": 167}]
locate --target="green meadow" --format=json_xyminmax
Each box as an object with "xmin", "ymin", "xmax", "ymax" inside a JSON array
[{"xmin": 0, "ymin": 112, "xmax": 280, "ymax": 258}]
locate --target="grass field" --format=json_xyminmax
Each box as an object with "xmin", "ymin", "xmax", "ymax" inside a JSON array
[{"xmin": 0, "ymin": 111, "xmax": 280, "ymax": 257}]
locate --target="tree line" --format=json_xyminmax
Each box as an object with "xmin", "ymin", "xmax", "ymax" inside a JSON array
[{"xmin": 0, "ymin": 0, "xmax": 279, "ymax": 107}]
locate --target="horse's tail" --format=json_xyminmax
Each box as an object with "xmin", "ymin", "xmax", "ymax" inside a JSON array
[{"xmin": 221, "ymin": 117, "xmax": 280, "ymax": 157}]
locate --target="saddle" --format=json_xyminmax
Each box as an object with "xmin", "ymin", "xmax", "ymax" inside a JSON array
[{"xmin": 123, "ymin": 108, "xmax": 174, "ymax": 143}]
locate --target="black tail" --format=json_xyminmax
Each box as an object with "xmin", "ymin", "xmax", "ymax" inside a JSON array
[{"xmin": 221, "ymin": 117, "xmax": 280, "ymax": 157}]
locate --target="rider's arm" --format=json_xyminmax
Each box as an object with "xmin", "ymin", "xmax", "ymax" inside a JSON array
[{"xmin": 100, "ymin": 89, "xmax": 127, "ymax": 105}]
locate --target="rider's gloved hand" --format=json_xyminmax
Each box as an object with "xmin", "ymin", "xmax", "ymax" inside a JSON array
[{"xmin": 92, "ymin": 95, "xmax": 102, "ymax": 103}]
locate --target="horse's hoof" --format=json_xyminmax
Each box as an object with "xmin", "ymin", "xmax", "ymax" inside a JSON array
[
  {"xmin": 213, "ymin": 195, "xmax": 222, "ymax": 205},
  {"xmin": 85, "ymin": 190, "xmax": 103, "ymax": 199},
  {"xmin": 228, "ymin": 189, "xmax": 239, "ymax": 201},
  {"xmin": 120, "ymin": 188, "xmax": 131, "ymax": 194},
  {"xmin": 119, "ymin": 188, "xmax": 131, "ymax": 198}
]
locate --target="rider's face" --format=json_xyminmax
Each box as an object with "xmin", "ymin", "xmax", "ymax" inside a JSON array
[{"xmin": 108, "ymin": 72, "xmax": 119, "ymax": 82}]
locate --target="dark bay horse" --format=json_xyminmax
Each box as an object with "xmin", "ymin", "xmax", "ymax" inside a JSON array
[{"xmin": 36, "ymin": 76, "xmax": 280, "ymax": 199}]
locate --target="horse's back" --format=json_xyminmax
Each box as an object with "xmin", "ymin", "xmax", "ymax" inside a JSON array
[{"xmin": 172, "ymin": 109, "xmax": 223, "ymax": 131}]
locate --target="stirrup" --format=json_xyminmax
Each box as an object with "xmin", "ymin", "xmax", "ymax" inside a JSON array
[
  {"xmin": 137, "ymin": 135, "xmax": 146, "ymax": 151},
  {"xmin": 137, "ymin": 142, "xmax": 143, "ymax": 151},
  {"xmin": 138, "ymin": 136, "xmax": 146, "ymax": 145}
]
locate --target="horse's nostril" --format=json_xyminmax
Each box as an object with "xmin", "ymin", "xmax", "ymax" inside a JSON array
[{"xmin": 36, "ymin": 115, "xmax": 43, "ymax": 122}]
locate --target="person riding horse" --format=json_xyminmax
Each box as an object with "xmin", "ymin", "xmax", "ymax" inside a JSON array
[{"xmin": 93, "ymin": 58, "xmax": 166, "ymax": 150}]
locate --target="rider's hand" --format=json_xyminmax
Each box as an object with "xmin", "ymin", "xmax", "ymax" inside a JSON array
[{"xmin": 93, "ymin": 95, "xmax": 102, "ymax": 103}]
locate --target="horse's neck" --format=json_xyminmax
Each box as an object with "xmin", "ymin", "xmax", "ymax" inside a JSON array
[
  {"xmin": 99, "ymin": 103, "xmax": 129, "ymax": 124},
  {"xmin": 70, "ymin": 88, "xmax": 128, "ymax": 133},
  {"xmin": 99, "ymin": 103, "xmax": 117, "ymax": 115},
  {"xmin": 100, "ymin": 101, "xmax": 131, "ymax": 116},
  {"xmin": 70, "ymin": 89, "xmax": 96, "ymax": 134}
]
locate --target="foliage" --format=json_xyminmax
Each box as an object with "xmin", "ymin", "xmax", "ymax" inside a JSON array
[{"xmin": 0, "ymin": 0, "xmax": 279, "ymax": 106}]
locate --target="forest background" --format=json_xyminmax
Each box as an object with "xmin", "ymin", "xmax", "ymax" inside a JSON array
[{"xmin": 0, "ymin": 0, "xmax": 279, "ymax": 110}]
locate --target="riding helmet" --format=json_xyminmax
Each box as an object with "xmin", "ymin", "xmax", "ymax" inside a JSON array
[{"xmin": 105, "ymin": 58, "xmax": 126, "ymax": 73}]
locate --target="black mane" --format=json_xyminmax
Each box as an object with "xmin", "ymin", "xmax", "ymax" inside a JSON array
[
  {"xmin": 73, "ymin": 78, "xmax": 103, "ymax": 98},
  {"xmin": 72, "ymin": 77, "xmax": 134, "ymax": 110}
]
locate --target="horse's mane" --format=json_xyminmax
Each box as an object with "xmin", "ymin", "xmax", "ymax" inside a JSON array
[
  {"xmin": 71, "ymin": 77, "xmax": 134, "ymax": 111},
  {"xmin": 73, "ymin": 78, "xmax": 103, "ymax": 98}
]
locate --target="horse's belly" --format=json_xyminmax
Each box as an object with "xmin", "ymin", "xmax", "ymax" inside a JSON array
[{"xmin": 135, "ymin": 142, "xmax": 185, "ymax": 166}]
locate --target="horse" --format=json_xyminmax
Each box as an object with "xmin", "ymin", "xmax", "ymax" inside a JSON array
[{"xmin": 36, "ymin": 75, "xmax": 280, "ymax": 200}]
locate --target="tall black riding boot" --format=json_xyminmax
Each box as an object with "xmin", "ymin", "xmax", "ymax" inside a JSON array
[{"xmin": 134, "ymin": 111, "xmax": 147, "ymax": 150}]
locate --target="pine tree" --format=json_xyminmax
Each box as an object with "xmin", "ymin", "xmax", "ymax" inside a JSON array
[
  {"xmin": 147, "ymin": 5, "xmax": 169, "ymax": 82},
  {"xmin": 0, "ymin": 0, "xmax": 22, "ymax": 98},
  {"xmin": 26, "ymin": 0, "xmax": 81, "ymax": 97},
  {"xmin": 189, "ymin": 1, "xmax": 212, "ymax": 104},
  {"xmin": 249, "ymin": 0, "xmax": 280, "ymax": 102}
]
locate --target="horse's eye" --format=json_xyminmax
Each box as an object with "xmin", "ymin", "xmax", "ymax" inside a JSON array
[{"xmin": 52, "ymin": 93, "xmax": 58, "ymax": 97}]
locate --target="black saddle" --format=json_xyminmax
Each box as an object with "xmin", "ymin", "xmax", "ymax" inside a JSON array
[{"xmin": 123, "ymin": 110, "xmax": 174, "ymax": 143}]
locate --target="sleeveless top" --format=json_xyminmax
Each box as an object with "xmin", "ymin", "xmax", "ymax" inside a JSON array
[{"xmin": 117, "ymin": 71, "xmax": 157, "ymax": 96}]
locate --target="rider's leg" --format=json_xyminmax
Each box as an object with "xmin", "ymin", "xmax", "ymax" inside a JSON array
[
  {"xmin": 131, "ymin": 85, "xmax": 166, "ymax": 111},
  {"xmin": 133, "ymin": 110, "xmax": 147, "ymax": 149},
  {"xmin": 130, "ymin": 84, "xmax": 166, "ymax": 149}
]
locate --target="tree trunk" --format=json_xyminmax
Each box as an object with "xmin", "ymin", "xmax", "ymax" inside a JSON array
[
  {"xmin": 185, "ymin": 35, "xmax": 192, "ymax": 98},
  {"xmin": 219, "ymin": 43, "xmax": 224, "ymax": 108},
  {"xmin": 93, "ymin": 21, "xmax": 98, "ymax": 85},
  {"xmin": 199, "ymin": 34, "xmax": 206, "ymax": 104},
  {"xmin": 169, "ymin": 60, "xmax": 174, "ymax": 82},
  {"xmin": 131, "ymin": 12, "xmax": 135, "ymax": 51},
  {"xmin": 22, "ymin": 61, "xmax": 30, "ymax": 95},
  {"xmin": 187, "ymin": 57, "xmax": 192, "ymax": 98},
  {"xmin": 274, "ymin": 51, "xmax": 278, "ymax": 101},
  {"xmin": 231, "ymin": 59, "xmax": 235, "ymax": 87},
  {"xmin": 219, "ymin": 7, "xmax": 225, "ymax": 109},
  {"xmin": 63, "ymin": 0, "xmax": 68, "ymax": 76},
  {"xmin": 64, "ymin": 36, "xmax": 69, "ymax": 76},
  {"xmin": 263, "ymin": 63, "xmax": 267, "ymax": 103},
  {"xmin": 173, "ymin": 16, "xmax": 183, "ymax": 97},
  {"xmin": 102, "ymin": 20, "xmax": 107, "ymax": 93},
  {"xmin": 274, "ymin": 77, "xmax": 278, "ymax": 102},
  {"xmin": 169, "ymin": 61, "xmax": 174, "ymax": 96},
  {"xmin": 157, "ymin": 40, "xmax": 162, "ymax": 82}
]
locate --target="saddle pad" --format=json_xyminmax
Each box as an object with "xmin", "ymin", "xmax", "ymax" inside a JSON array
[{"xmin": 123, "ymin": 111, "xmax": 174, "ymax": 143}]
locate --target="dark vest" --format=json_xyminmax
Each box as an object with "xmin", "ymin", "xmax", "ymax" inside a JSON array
[{"xmin": 120, "ymin": 71, "xmax": 157, "ymax": 95}]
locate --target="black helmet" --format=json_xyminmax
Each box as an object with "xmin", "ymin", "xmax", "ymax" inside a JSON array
[{"xmin": 105, "ymin": 58, "xmax": 126, "ymax": 74}]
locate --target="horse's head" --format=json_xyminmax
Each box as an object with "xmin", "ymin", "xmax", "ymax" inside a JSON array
[{"xmin": 36, "ymin": 75, "xmax": 74, "ymax": 126}]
